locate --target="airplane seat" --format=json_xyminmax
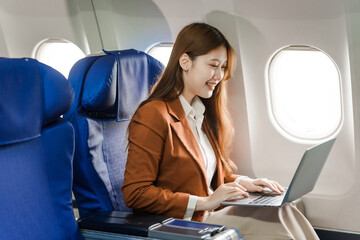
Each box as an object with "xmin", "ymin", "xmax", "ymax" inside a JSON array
[
  {"xmin": 0, "ymin": 58, "xmax": 83, "ymax": 240},
  {"xmin": 64, "ymin": 49, "xmax": 164, "ymax": 217}
]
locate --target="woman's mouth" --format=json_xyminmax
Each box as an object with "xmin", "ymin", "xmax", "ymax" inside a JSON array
[{"xmin": 206, "ymin": 81, "xmax": 217, "ymax": 90}]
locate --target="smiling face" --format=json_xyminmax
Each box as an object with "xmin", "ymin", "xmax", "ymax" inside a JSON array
[{"xmin": 180, "ymin": 46, "xmax": 227, "ymax": 103}]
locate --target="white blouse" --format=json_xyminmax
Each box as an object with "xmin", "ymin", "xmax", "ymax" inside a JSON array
[
  {"xmin": 179, "ymin": 95, "xmax": 217, "ymax": 220},
  {"xmin": 179, "ymin": 95, "xmax": 245, "ymax": 220}
]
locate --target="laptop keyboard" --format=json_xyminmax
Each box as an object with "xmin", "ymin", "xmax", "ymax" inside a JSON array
[{"xmin": 249, "ymin": 195, "xmax": 282, "ymax": 205}]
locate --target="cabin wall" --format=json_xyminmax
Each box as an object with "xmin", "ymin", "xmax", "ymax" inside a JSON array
[
  {"xmin": 206, "ymin": 0, "xmax": 358, "ymax": 232},
  {"xmin": 208, "ymin": 0, "xmax": 358, "ymax": 232},
  {"xmin": 92, "ymin": 0, "xmax": 171, "ymax": 52},
  {"xmin": 0, "ymin": 0, "xmax": 358, "ymax": 234},
  {"xmin": 0, "ymin": 0, "xmax": 96, "ymax": 58},
  {"xmin": 144, "ymin": 0, "xmax": 358, "ymax": 232},
  {"xmin": 343, "ymin": 0, "xmax": 360, "ymax": 231}
]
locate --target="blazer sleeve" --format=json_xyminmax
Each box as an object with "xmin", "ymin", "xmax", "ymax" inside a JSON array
[{"xmin": 122, "ymin": 102, "xmax": 189, "ymax": 219}]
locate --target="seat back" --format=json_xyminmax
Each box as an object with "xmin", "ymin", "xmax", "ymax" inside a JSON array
[
  {"xmin": 64, "ymin": 49, "xmax": 163, "ymax": 217},
  {"xmin": 0, "ymin": 58, "xmax": 83, "ymax": 239}
]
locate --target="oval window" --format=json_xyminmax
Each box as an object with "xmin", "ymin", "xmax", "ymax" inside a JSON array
[
  {"xmin": 146, "ymin": 42, "xmax": 173, "ymax": 67},
  {"xmin": 267, "ymin": 46, "xmax": 343, "ymax": 141},
  {"xmin": 33, "ymin": 39, "xmax": 85, "ymax": 78}
]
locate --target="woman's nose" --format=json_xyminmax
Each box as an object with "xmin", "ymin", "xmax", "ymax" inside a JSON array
[{"xmin": 214, "ymin": 68, "xmax": 224, "ymax": 80}]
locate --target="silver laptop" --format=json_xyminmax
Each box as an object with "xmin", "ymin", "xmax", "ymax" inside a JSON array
[{"xmin": 221, "ymin": 138, "xmax": 336, "ymax": 207}]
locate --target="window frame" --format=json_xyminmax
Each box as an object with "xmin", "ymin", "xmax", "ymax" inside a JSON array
[
  {"xmin": 32, "ymin": 38, "xmax": 85, "ymax": 78},
  {"xmin": 266, "ymin": 45, "xmax": 343, "ymax": 142},
  {"xmin": 146, "ymin": 42, "xmax": 173, "ymax": 66}
]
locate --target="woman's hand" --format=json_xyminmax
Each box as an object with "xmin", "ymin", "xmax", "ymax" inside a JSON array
[
  {"xmin": 239, "ymin": 176, "xmax": 284, "ymax": 194},
  {"xmin": 195, "ymin": 182, "xmax": 249, "ymax": 211}
]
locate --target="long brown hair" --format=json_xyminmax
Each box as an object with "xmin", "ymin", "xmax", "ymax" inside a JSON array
[{"xmin": 140, "ymin": 23, "xmax": 237, "ymax": 175}]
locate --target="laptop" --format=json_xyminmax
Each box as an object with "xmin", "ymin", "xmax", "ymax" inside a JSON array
[{"xmin": 221, "ymin": 138, "xmax": 336, "ymax": 207}]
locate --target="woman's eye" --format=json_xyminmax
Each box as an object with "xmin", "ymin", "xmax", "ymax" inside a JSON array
[{"xmin": 210, "ymin": 64, "xmax": 218, "ymax": 68}]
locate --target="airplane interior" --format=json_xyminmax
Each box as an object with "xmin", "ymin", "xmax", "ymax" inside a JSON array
[{"xmin": 0, "ymin": 0, "xmax": 360, "ymax": 239}]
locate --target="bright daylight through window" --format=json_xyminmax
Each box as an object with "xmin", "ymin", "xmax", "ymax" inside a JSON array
[
  {"xmin": 268, "ymin": 46, "xmax": 342, "ymax": 141},
  {"xmin": 147, "ymin": 42, "xmax": 173, "ymax": 67},
  {"xmin": 33, "ymin": 39, "xmax": 85, "ymax": 78}
]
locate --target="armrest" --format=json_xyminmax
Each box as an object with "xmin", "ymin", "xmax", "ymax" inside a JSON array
[
  {"xmin": 78, "ymin": 211, "xmax": 243, "ymax": 240},
  {"xmin": 77, "ymin": 211, "xmax": 170, "ymax": 237}
]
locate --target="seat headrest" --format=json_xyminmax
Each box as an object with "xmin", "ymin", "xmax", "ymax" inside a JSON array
[
  {"xmin": 0, "ymin": 58, "xmax": 74, "ymax": 145},
  {"xmin": 79, "ymin": 49, "xmax": 163, "ymax": 121}
]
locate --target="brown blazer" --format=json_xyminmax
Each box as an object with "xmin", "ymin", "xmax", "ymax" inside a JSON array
[{"xmin": 122, "ymin": 97, "xmax": 239, "ymax": 221}]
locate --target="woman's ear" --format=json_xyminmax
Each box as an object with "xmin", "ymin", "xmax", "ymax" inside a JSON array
[{"xmin": 179, "ymin": 53, "xmax": 191, "ymax": 72}]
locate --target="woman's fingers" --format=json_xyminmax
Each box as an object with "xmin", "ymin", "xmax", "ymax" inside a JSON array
[
  {"xmin": 221, "ymin": 184, "xmax": 248, "ymax": 196},
  {"xmin": 226, "ymin": 190, "xmax": 248, "ymax": 200},
  {"xmin": 254, "ymin": 178, "xmax": 283, "ymax": 194},
  {"xmin": 199, "ymin": 178, "xmax": 284, "ymax": 211},
  {"xmin": 218, "ymin": 183, "xmax": 249, "ymax": 198},
  {"xmin": 202, "ymin": 184, "xmax": 249, "ymax": 210},
  {"xmin": 230, "ymin": 181, "xmax": 247, "ymax": 192},
  {"xmin": 267, "ymin": 181, "xmax": 281, "ymax": 194},
  {"xmin": 272, "ymin": 180, "xmax": 285, "ymax": 192},
  {"xmin": 241, "ymin": 177, "xmax": 285, "ymax": 194}
]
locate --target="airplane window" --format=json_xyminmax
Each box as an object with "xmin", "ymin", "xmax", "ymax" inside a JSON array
[
  {"xmin": 267, "ymin": 46, "xmax": 342, "ymax": 141},
  {"xmin": 33, "ymin": 39, "xmax": 85, "ymax": 78},
  {"xmin": 146, "ymin": 42, "xmax": 173, "ymax": 66}
]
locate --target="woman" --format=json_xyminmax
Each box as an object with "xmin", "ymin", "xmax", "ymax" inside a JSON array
[{"xmin": 122, "ymin": 23, "xmax": 318, "ymax": 239}]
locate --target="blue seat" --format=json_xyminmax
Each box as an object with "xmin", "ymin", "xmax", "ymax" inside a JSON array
[
  {"xmin": 0, "ymin": 58, "xmax": 83, "ymax": 240},
  {"xmin": 64, "ymin": 49, "xmax": 163, "ymax": 217}
]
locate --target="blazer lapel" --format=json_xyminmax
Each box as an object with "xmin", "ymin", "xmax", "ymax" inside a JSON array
[{"xmin": 166, "ymin": 98, "xmax": 208, "ymax": 185}]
